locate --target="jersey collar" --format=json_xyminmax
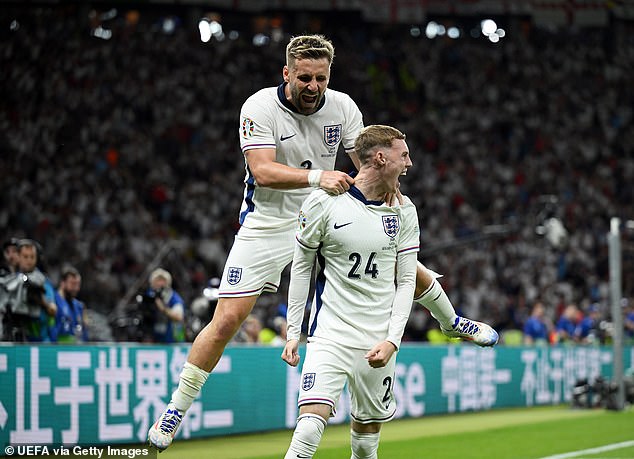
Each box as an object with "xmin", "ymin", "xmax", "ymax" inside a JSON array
[
  {"xmin": 277, "ymin": 83, "xmax": 326, "ymax": 115},
  {"xmin": 347, "ymin": 184, "xmax": 384, "ymax": 206}
]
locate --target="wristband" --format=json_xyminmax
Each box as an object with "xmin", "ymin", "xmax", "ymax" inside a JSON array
[{"xmin": 307, "ymin": 169, "xmax": 323, "ymax": 187}]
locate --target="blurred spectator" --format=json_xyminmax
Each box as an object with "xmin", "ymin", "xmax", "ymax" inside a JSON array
[
  {"xmin": 54, "ymin": 266, "xmax": 88, "ymax": 343},
  {"xmin": 0, "ymin": 6, "xmax": 632, "ymax": 341},
  {"xmin": 187, "ymin": 277, "xmax": 220, "ymax": 340},
  {"xmin": 575, "ymin": 303, "xmax": 602, "ymax": 344},
  {"xmin": 144, "ymin": 268, "xmax": 185, "ymax": 343},
  {"xmin": 264, "ymin": 315, "xmax": 288, "ymax": 346},
  {"xmin": 0, "ymin": 238, "xmax": 21, "ymax": 339},
  {"xmin": 554, "ymin": 303, "xmax": 579, "ymax": 344},
  {"xmin": 14, "ymin": 239, "xmax": 57, "ymax": 342},
  {"xmin": 233, "ymin": 314, "xmax": 262, "ymax": 344},
  {"xmin": 1, "ymin": 238, "xmax": 20, "ymax": 275},
  {"xmin": 523, "ymin": 301, "xmax": 550, "ymax": 345}
]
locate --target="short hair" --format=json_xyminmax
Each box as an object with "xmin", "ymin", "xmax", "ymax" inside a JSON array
[
  {"xmin": 354, "ymin": 125, "xmax": 406, "ymax": 165},
  {"xmin": 286, "ymin": 34, "xmax": 335, "ymax": 68},
  {"xmin": 61, "ymin": 265, "xmax": 80, "ymax": 280},
  {"xmin": 149, "ymin": 268, "xmax": 172, "ymax": 287},
  {"xmin": 17, "ymin": 238, "xmax": 42, "ymax": 255},
  {"xmin": 2, "ymin": 237, "xmax": 20, "ymax": 250}
]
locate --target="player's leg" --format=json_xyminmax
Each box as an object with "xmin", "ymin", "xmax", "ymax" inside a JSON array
[
  {"xmin": 284, "ymin": 404, "xmax": 330, "ymax": 459},
  {"xmin": 413, "ymin": 262, "xmax": 456, "ymax": 327},
  {"xmin": 187, "ymin": 295, "xmax": 258, "ymax": 371},
  {"xmin": 148, "ymin": 295, "xmax": 257, "ymax": 451},
  {"xmin": 347, "ymin": 348, "xmax": 394, "ymax": 459},
  {"xmin": 350, "ymin": 421, "xmax": 381, "ymax": 459},
  {"xmin": 149, "ymin": 226, "xmax": 295, "ymax": 450},
  {"xmin": 285, "ymin": 342, "xmax": 348, "ymax": 458},
  {"xmin": 413, "ymin": 261, "xmax": 499, "ymax": 346}
]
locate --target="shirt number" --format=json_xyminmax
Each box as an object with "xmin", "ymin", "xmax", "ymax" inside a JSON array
[{"xmin": 347, "ymin": 252, "xmax": 379, "ymax": 279}]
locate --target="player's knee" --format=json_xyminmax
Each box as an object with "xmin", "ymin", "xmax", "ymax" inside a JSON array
[
  {"xmin": 350, "ymin": 430, "xmax": 380, "ymax": 459},
  {"xmin": 285, "ymin": 413, "xmax": 327, "ymax": 459},
  {"xmin": 414, "ymin": 263, "xmax": 433, "ymax": 297},
  {"xmin": 210, "ymin": 300, "xmax": 253, "ymax": 342}
]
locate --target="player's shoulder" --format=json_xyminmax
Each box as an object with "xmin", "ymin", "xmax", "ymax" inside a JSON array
[
  {"xmin": 399, "ymin": 194, "xmax": 415, "ymax": 208},
  {"xmin": 242, "ymin": 87, "xmax": 278, "ymax": 110},
  {"xmin": 395, "ymin": 194, "xmax": 418, "ymax": 218},
  {"xmin": 300, "ymin": 189, "xmax": 333, "ymax": 220},
  {"xmin": 325, "ymin": 88, "xmax": 358, "ymax": 107},
  {"xmin": 303, "ymin": 188, "xmax": 339, "ymax": 212},
  {"xmin": 305, "ymin": 188, "xmax": 332, "ymax": 206}
]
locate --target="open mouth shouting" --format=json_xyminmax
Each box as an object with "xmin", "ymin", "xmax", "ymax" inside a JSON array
[{"xmin": 301, "ymin": 92, "xmax": 319, "ymax": 107}]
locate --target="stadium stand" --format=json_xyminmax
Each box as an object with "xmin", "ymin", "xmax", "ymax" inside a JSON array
[{"xmin": 1, "ymin": 3, "xmax": 632, "ymax": 342}]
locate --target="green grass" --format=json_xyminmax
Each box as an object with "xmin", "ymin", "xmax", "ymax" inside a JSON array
[{"xmin": 158, "ymin": 405, "xmax": 634, "ymax": 459}]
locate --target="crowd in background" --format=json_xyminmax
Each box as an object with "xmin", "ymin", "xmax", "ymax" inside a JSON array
[{"xmin": 1, "ymin": 5, "xmax": 633, "ymax": 345}]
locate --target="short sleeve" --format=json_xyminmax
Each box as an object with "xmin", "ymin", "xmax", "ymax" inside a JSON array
[
  {"xmin": 239, "ymin": 90, "xmax": 276, "ymax": 152},
  {"xmin": 341, "ymin": 96, "xmax": 363, "ymax": 153}
]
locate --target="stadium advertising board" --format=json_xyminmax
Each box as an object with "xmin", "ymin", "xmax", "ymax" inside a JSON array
[{"xmin": 0, "ymin": 344, "xmax": 631, "ymax": 447}]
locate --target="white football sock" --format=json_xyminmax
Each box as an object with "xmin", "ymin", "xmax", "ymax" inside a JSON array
[
  {"xmin": 284, "ymin": 413, "xmax": 327, "ymax": 459},
  {"xmin": 171, "ymin": 361, "xmax": 210, "ymax": 412},
  {"xmin": 414, "ymin": 279, "xmax": 458, "ymax": 330},
  {"xmin": 350, "ymin": 430, "xmax": 380, "ymax": 459}
]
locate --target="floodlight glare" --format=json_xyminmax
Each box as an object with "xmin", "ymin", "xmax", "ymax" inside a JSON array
[
  {"xmin": 481, "ymin": 19, "xmax": 497, "ymax": 36},
  {"xmin": 199, "ymin": 19, "xmax": 211, "ymax": 42}
]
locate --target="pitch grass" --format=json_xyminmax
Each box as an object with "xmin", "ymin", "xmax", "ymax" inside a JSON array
[{"xmin": 159, "ymin": 405, "xmax": 634, "ymax": 459}]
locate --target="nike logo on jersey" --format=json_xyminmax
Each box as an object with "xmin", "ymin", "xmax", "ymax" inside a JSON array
[
  {"xmin": 280, "ymin": 133, "xmax": 296, "ymax": 141},
  {"xmin": 334, "ymin": 222, "xmax": 353, "ymax": 229}
]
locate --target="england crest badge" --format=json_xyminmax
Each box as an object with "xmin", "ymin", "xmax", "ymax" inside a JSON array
[
  {"xmin": 227, "ymin": 267, "xmax": 242, "ymax": 285},
  {"xmin": 302, "ymin": 373, "xmax": 316, "ymax": 391},
  {"xmin": 382, "ymin": 215, "xmax": 400, "ymax": 238},
  {"xmin": 323, "ymin": 124, "xmax": 342, "ymax": 147}
]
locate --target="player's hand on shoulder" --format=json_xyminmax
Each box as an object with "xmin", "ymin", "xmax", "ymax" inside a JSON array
[
  {"xmin": 281, "ymin": 339, "xmax": 300, "ymax": 367},
  {"xmin": 320, "ymin": 170, "xmax": 354, "ymax": 195},
  {"xmin": 364, "ymin": 341, "xmax": 397, "ymax": 368}
]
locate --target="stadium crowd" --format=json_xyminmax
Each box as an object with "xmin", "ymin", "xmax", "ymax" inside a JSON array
[{"xmin": 1, "ymin": 5, "xmax": 633, "ymax": 344}]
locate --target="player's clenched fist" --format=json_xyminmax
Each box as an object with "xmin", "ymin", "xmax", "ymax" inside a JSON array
[
  {"xmin": 364, "ymin": 341, "xmax": 397, "ymax": 368},
  {"xmin": 281, "ymin": 339, "xmax": 300, "ymax": 366},
  {"xmin": 319, "ymin": 170, "xmax": 354, "ymax": 195}
]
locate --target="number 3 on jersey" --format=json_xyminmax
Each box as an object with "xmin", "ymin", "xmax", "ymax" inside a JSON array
[{"xmin": 348, "ymin": 252, "xmax": 379, "ymax": 279}]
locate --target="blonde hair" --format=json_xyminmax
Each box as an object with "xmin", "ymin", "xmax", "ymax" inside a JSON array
[
  {"xmin": 286, "ymin": 34, "xmax": 335, "ymax": 69},
  {"xmin": 149, "ymin": 268, "xmax": 172, "ymax": 287},
  {"xmin": 354, "ymin": 125, "xmax": 406, "ymax": 165}
]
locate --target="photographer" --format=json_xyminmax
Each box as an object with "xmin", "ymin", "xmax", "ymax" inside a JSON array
[
  {"xmin": 5, "ymin": 239, "xmax": 57, "ymax": 342},
  {"xmin": 143, "ymin": 268, "xmax": 185, "ymax": 343},
  {"xmin": 54, "ymin": 266, "xmax": 88, "ymax": 343}
]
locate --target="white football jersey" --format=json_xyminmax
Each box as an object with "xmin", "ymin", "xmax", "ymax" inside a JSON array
[
  {"xmin": 295, "ymin": 187, "xmax": 420, "ymax": 349},
  {"xmin": 238, "ymin": 84, "xmax": 363, "ymax": 231}
]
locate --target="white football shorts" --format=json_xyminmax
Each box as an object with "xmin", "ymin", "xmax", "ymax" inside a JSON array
[
  {"xmin": 298, "ymin": 340, "xmax": 397, "ymax": 424},
  {"xmin": 218, "ymin": 225, "xmax": 296, "ymax": 297}
]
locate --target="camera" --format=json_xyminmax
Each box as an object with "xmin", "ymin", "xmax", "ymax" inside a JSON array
[
  {"xmin": 0, "ymin": 272, "xmax": 47, "ymax": 341},
  {"xmin": 0, "ymin": 272, "xmax": 45, "ymax": 316},
  {"xmin": 23, "ymin": 273, "xmax": 45, "ymax": 307},
  {"xmin": 127, "ymin": 287, "xmax": 165, "ymax": 340},
  {"xmin": 137, "ymin": 287, "xmax": 164, "ymax": 305}
]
